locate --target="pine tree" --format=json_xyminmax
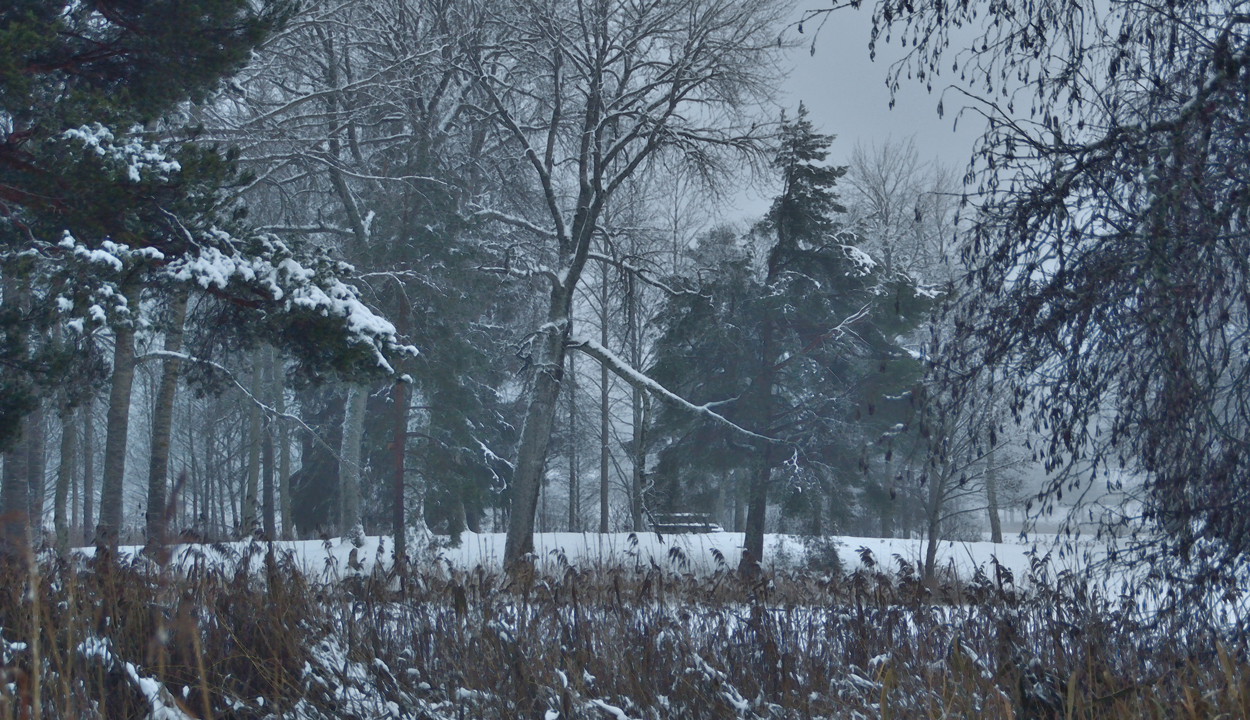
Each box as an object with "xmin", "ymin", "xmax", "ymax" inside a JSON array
[
  {"xmin": 649, "ymin": 106, "xmax": 935, "ymax": 561},
  {"xmin": 0, "ymin": 0, "xmax": 291, "ymax": 452},
  {"xmin": 1, "ymin": 1, "xmax": 414, "ymax": 548}
]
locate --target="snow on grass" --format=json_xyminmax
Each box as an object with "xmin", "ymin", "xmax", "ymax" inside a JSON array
[{"xmin": 79, "ymin": 530, "xmax": 1098, "ymax": 588}]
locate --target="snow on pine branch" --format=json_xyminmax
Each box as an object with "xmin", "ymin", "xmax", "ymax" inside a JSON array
[
  {"xmin": 62, "ymin": 124, "xmax": 182, "ymax": 182},
  {"xmin": 167, "ymin": 233, "xmax": 417, "ymax": 373},
  {"xmin": 567, "ymin": 336, "xmax": 774, "ymax": 444},
  {"xmin": 50, "ymin": 229, "xmax": 415, "ymax": 374}
]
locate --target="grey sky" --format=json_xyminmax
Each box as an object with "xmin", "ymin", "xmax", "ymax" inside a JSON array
[{"xmin": 731, "ymin": 5, "xmax": 986, "ymax": 220}]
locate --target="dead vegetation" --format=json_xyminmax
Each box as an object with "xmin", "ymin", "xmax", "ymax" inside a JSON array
[{"xmin": 0, "ymin": 541, "xmax": 1241, "ymax": 719}]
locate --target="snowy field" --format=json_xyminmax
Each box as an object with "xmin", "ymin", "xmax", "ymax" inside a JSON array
[{"xmin": 85, "ymin": 529, "xmax": 1104, "ymax": 587}]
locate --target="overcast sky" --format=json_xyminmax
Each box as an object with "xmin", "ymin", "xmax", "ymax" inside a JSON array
[{"xmin": 731, "ymin": 5, "xmax": 986, "ymax": 220}]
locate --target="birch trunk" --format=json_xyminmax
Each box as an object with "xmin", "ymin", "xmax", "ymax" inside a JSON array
[
  {"xmin": 145, "ymin": 289, "xmax": 187, "ymax": 544},
  {"xmin": 261, "ymin": 348, "xmax": 276, "ymax": 539},
  {"xmin": 986, "ymin": 447, "xmax": 1003, "ymax": 543},
  {"xmin": 340, "ymin": 383, "xmax": 367, "ymax": 539},
  {"xmin": 275, "ymin": 356, "xmax": 292, "ymax": 539},
  {"xmin": 97, "ymin": 279, "xmax": 142, "ymax": 549},
  {"xmin": 262, "ymin": 412, "xmax": 275, "ymax": 539}
]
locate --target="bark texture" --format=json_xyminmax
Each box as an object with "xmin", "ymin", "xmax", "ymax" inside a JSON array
[
  {"xmin": 54, "ymin": 406, "xmax": 76, "ymax": 554},
  {"xmin": 97, "ymin": 280, "xmax": 142, "ymax": 548},
  {"xmin": 145, "ymin": 289, "xmax": 187, "ymax": 544},
  {"xmin": 340, "ymin": 383, "xmax": 367, "ymax": 537}
]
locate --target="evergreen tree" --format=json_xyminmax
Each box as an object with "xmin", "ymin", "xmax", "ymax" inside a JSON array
[
  {"xmin": 0, "ymin": 0, "xmax": 292, "ymax": 451},
  {"xmin": 1, "ymin": 1, "xmax": 415, "ymax": 548},
  {"xmin": 649, "ymin": 106, "xmax": 934, "ymax": 561}
]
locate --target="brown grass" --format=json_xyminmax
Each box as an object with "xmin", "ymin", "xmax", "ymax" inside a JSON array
[{"xmin": 0, "ymin": 541, "xmax": 1240, "ymax": 719}]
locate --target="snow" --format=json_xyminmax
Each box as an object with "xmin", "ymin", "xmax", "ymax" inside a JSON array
[
  {"xmin": 167, "ymin": 238, "xmax": 418, "ymax": 372},
  {"xmin": 589, "ymin": 699, "xmax": 639, "ymax": 720},
  {"xmin": 841, "ymin": 245, "xmax": 878, "ymax": 275},
  {"xmin": 569, "ymin": 336, "xmax": 771, "ymax": 443},
  {"xmin": 77, "ymin": 530, "xmax": 1091, "ymax": 590},
  {"xmin": 62, "ymin": 124, "xmax": 182, "ymax": 182},
  {"xmin": 124, "ymin": 662, "xmax": 198, "ymax": 720}
]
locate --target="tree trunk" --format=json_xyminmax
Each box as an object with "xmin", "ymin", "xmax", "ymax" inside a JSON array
[
  {"xmin": 391, "ymin": 381, "xmax": 408, "ymax": 573},
  {"xmin": 54, "ymin": 405, "xmax": 77, "ymax": 555},
  {"xmin": 241, "ymin": 358, "xmax": 262, "ymax": 537},
  {"xmin": 261, "ymin": 380, "xmax": 276, "ymax": 540},
  {"xmin": 81, "ymin": 395, "xmax": 94, "ymax": 546},
  {"xmin": 567, "ymin": 353, "xmax": 579, "ymax": 532},
  {"xmin": 733, "ymin": 469, "xmax": 744, "ymax": 532},
  {"xmin": 986, "ymin": 447, "xmax": 1003, "ymax": 543},
  {"xmin": 145, "ymin": 289, "xmax": 187, "ymax": 545},
  {"xmin": 97, "ymin": 279, "xmax": 142, "ymax": 549},
  {"xmin": 627, "ymin": 274, "xmax": 645, "ymax": 532},
  {"xmin": 924, "ymin": 512, "xmax": 940, "ymax": 584},
  {"xmin": 810, "ymin": 474, "xmax": 824, "ymax": 536},
  {"xmin": 340, "ymin": 383, "xmax": 367, "ymax": 539},
  {"xmin": 503, "ymin": 325, "xmax": 567, "ymax": 568},
  {"xmin": 923, "ymin": 460, "xmax": 951, "ymax": 583},
  {"xmin": 187, "ymin": 412, "xmax": 198, "ymax": 532},
  {"xmin": 742, "ymin": 320, "xmax": 777, "ymax": 564},
  {"xmin": 71, "ymin": 412, "xmax": 79, "ymax": 540},
  {"xmin": 630, "ymin": 390, "xmax": 648, "ymax": 531},
  {"xmin": 203, "ymin": 399, "xmax": 217, "ymax": 538},
  {"xmin": 744, "ymin": 445, "xmax": 771, "ymax": 563},
  {"xmin": 275, "ymin": 356, "xmax": 292, "ymax": 539},
  {"xmin": 26, "ymin": 404, "xmax": 45, "ymax": 540},
  {"xmin": 261, "ymin": 345, "xmax": 276, "ymax": 537},
  {"xmin": 2, "ymin": 418, "xmax": 30, "ymax": 554},
  {"xmin": 599, "ymin": 266, "xmax": 611, "ymax": 533}
]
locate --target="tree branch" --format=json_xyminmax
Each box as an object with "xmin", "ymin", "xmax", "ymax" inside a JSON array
[{"xmin": 567, "ymin": 336, "xmax": 776, "ymax": 444}]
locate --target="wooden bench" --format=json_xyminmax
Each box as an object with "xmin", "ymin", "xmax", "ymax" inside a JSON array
[{"xmin": 648, "ymin": 512, "xmax": 722, "ymax": 534}]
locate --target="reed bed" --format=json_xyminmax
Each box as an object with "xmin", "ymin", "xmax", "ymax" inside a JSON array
[{"xmin": 0, "ymin": 539, "xmax": 1239, "ymax": 719}]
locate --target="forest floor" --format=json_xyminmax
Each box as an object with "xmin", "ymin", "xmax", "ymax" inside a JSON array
[{"xmin": 0, "ymin": 532, "xmax": 1241, "ymax": 719}]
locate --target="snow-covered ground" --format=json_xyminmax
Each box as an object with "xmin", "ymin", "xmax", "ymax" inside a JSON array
[{"xmin": 85, "ymin": 529, "xmax": 1103, "ymax": 587}]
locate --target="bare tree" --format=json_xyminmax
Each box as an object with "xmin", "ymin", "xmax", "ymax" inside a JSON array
[
  {"xmin": 843, "ymin": 137, "xmax": 958, "ymax": 282},
  {"xmin": 805, "ymin": 0, "xmax": 1250, "ymax": 609},
  {"xmin": 478, "ymin": 0, "xmax": 789, "ymax": 569}
]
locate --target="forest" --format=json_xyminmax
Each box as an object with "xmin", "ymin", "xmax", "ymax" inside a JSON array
[
  {"xmin": 5, "ymin": 0, "xmax": 1250, "ymax": 717},
  {"xmin": 0, "ymin": 0, "xmax": 1001, "ymax": 579}
]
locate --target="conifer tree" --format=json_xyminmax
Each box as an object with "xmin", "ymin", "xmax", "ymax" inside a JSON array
[
  {"xmin": 650, "ymin": 106, "xmax": 934, "ymax": 561},
  {"xmin": 1, "ymin": 0, "xmax": 412, "ymax": 548}
]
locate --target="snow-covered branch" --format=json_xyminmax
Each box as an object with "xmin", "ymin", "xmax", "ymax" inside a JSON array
[
  {"xmin": 567, "ymin": 336, "xmax": 775, "ymax": 444},
  {"xmin": 587, "ymin": 252, "xmax": 697, "ymax": 297},
  {"xmin": 469, "ymin": 208, "xmax": 559, "ymax": 240},
  {"xmin": 771, "ymin": 303, "xmax": 874, "ymax": 373}
]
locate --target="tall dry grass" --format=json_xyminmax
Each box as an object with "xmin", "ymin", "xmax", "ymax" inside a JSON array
[{"xmin": 0, "ymin": 540, "xmax": 1241, "ymax": 719}]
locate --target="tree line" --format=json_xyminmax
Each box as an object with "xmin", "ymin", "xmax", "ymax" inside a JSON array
[{"xmin": 28, "ymin": 0, "xmax": 1243, "ymax": 596}]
